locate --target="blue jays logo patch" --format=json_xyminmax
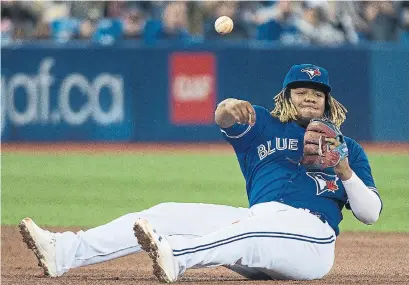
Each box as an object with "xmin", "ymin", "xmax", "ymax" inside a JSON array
[
  {"xmin": 301, "ymin": 68, "xmax": 321, "ymax": 79},
  {"xmin": 306, "ymin": 172, "xmax": 339, "ymax": 195}
]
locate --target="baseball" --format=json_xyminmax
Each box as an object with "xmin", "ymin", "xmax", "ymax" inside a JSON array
[{"xmin": 214, "ymin": 16, "xmax": 234, "ymax": 35}]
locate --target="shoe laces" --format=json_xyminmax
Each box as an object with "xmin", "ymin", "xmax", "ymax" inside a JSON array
[{"xmin": 49, "ymin": 234, "xmax": 56, "ymax": 246}]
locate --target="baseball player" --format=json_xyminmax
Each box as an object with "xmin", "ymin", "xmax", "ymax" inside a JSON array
[{"xmin": 20, "ymin": 64, "xmax": 382, "ymax": 282}]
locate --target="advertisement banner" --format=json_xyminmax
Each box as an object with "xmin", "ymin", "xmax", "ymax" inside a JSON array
[
  {"xmin": 1, "ymin": 49, "xmax": 134, "ymax": 141},
  {"xmin": 2, "ymin": 43, "xmax": 407, "ymax": 142},
  {"xmin": 169, "ymin": 52, "xmax": 216, "ymax": 125}
]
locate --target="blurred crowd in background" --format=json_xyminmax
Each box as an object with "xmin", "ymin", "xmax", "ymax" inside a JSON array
[{"xmin": 2, "ymin": 0, "xmax": 409, "ymax": 46}]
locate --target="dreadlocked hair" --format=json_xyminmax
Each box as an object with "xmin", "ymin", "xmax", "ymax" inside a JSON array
[
  {"xmin": 325, "ymin": 94, "xmax": 348, "ymax": 128},
  {"xmin": 270, "ymin": 88, "xmax": 298, "ymax": 122},
  {"xmin": 270, "ymin": 88, "xmax": 348, "ymax": 128}
]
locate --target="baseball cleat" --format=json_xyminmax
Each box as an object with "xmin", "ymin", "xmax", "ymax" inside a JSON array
[
  {"xmin": 19, "ymin": 217, "xmax": 58, "ymax": 277},
  {"xmin": 133, "ymin": 219, "xmax": 178, "ymax": 283}
]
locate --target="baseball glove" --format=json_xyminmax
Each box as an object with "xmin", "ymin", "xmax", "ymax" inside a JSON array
[{"xmin": 301, "ymin": 118, "xmax": 348, "ymax": 170}]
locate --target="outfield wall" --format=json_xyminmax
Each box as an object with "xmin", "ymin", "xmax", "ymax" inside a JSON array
[{"xmin": 1, "ymin": 42, "xmax": 408, "ymax": 142}]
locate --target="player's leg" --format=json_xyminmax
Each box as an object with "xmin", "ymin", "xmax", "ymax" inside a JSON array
[
  {"xmin": 136, "ymin": 202, "xmax": 336, "ymax": 281},
  {"xmin": 21, "ymin": 202, "xmax": 247, "ymax": 277}
]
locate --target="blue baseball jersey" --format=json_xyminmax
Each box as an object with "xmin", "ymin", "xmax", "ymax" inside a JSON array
[{"xmin": 221, "ymin": 105, "xmax": 381, "ymax": 235}]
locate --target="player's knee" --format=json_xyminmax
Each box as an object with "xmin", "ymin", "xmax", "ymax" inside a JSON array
[
  {"xmin": 143, "ymin": 202, "xmax": 187, "ymax": 216},
  {"xmin": 147, "ymin": 202, "xmax": 178, "ymax": 212}
]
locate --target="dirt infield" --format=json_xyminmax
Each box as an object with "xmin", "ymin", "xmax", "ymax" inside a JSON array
[
  {"xmin": 1, "ymin": 142, "xmax": 408, "ymax": 154},
  {"xmin": 2, "ymin": 226, "xmax": 408, "ymax": 285}
]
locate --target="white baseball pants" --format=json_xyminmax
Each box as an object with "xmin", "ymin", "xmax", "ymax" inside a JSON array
[
  {"xmin": 55, "ymin": 202, "xmax": 248, "ymax": 276},
  {"xmin": 55, "ymin": 202, "xmax": 335, "ymax": 280},
  {"xmin": 166, "ymin": 202, "xmax": 336, "ymax": 280}
]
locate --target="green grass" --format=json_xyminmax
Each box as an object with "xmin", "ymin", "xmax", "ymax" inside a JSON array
[{"xmin": 2, "ymin": 152, "xmax": 408, "ymax": 232}]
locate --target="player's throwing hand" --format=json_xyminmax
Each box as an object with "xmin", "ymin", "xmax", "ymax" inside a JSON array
[{"xmin": 215, "ymin": 98, "xmax": 256, "ymax": 128}]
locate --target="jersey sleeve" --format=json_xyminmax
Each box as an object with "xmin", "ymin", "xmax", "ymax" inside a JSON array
[
  {"xmin": 345, "ymin": 139, "xmax": 382, "ymax": 212},
  {"xmin": 220, "ymin": 105, "xmax": 270, "ymax": 152}
]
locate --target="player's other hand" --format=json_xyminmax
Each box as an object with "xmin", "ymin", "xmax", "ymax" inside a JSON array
[{"xmin": 215, "ymin": 98, "xmax": 256, "ymax": 128}]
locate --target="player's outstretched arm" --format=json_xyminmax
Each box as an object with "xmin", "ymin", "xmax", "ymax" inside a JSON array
[
  {"xmin": 326, "ymin": 138, "xmax": 382, "ymax": 225},
  {"xmin": 215, "ymin": 98, "xmax": 256, "ymax": 128}
]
